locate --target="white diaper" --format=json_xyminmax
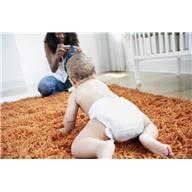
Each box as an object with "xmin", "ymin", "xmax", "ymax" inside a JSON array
[{"xmin": 89, "ymin": 97, "xmax": 144, "ymax": 142}]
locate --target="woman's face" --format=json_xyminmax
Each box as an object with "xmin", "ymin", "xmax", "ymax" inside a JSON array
[{"xmin": 55, "ymin": 33, "xmax": 65, "ymax": 44}]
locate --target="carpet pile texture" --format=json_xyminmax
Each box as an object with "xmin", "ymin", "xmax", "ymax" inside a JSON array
[{"xmin": 1, "ymin": 85, "xmax": 192, "ymax": 159}]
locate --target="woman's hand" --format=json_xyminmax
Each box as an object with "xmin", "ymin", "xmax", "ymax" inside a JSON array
[{"xmin": 55, "ymin": 44, "xmax": 69, "ymax": 59}]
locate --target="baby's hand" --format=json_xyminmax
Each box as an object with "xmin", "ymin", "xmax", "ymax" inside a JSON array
[
  {"xmin": 59, "ymin": 128, "xmax": 66, "ymax": 134},
  {"xmin": 73, "ymin": 46, "xmax": 82, "ymax": 53},
  {"xmin": 59, "ymin": 127, "xmax": 70, "ymax": 135}
]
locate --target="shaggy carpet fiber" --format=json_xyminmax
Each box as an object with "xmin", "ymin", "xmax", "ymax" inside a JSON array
[{"xmin": 1, "ymin": 85, "xmax": 192, "ymax": 159}]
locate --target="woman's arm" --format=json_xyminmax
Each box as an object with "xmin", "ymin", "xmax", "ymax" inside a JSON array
[{"xmin": 44, "ymin": 43, "xmax": 68, "ymax": 72}]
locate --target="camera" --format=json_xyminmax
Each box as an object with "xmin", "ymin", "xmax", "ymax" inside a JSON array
[{"xmin": 64, "ymin": 45, "xmax": 71, "ymax": 49}]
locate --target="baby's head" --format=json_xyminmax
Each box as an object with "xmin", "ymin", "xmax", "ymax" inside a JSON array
[{"xmin": 66, "ymin": 52, "xmax": 96, "ymax": 85}]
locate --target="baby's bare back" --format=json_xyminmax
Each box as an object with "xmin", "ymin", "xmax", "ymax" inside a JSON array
[{"xmin": 75, "ymin": 79, "xmax": 117, "ymax": 115}]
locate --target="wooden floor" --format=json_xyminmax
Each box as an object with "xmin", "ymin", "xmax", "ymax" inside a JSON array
[{"xmin": 97, "ymin": 72, "xmax": 192, "ymax": 100}]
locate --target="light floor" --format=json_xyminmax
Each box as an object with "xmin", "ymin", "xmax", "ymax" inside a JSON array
[
  {"xmin": 97, "ymin": 72, "xmax": 192, "ymax": 100},
  {"xmin": 1, "ymin": 72, "xmax": 192, "ymax": 103}
]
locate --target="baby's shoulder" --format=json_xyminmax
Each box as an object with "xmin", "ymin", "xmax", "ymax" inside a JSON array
[
  {"xmin": 72, "ymin": 88, "xmax": 85, "ymax": 100},
  {"xmin": 94, "ymin": 79, "xmax": 108, "ymax": 88},
  {"xmin": 68, "ymin": 89, "xmax": 79, "ymax": 101}
]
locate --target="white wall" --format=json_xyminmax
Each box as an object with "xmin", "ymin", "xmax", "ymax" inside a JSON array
[
  {"xmin": 107, "ymin": 33, "xmax": 126, "ymax": 71},
  {"xmin": 14, "ymin": 33, "xmax": 49, "ymax": 83},
  {"xmin": 2, "ymin": 33, "xmax": 27, "ymax": 91},
  {"xmin": 78, "ymin": 33, "xmax": 100, "ymax": 72},
  {"xmin": 1, "ymin": 33, "xmax": 49, "ymax": 92},
  {"xmin": 78, "ymin": 33, "xmax": 127, "ymax": 73}
]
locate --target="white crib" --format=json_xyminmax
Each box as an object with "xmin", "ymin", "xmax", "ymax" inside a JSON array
[{"xmin": 130, "ymin": 32, "xmax": 192, "ymax": 85}]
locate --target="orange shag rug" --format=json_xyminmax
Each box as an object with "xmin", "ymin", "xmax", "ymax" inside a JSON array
[{"xmin": 1, "ymin": 85, "xmax": 192, "ymax": 159}]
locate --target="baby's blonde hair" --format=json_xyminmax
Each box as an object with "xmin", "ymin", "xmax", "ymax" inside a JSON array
[{"xmin": 66, "ymin": 52, "xmax": 96, "ymax": 82}]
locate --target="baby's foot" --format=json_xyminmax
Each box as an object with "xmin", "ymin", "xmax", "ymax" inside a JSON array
[
  {"xmin": 96, "ymin": 140, "xmax": 115, "ymax": 159},
  {"xmin": 166, "ymin": 145, "xmax": 174, "ymax": 157},
  {"xmin": 153, "ymin": 143, "xmax": 173, "ymax": 157},
  {"xmin": 139, "ymin": 134, "xmax": 173, "ymax": 157}
]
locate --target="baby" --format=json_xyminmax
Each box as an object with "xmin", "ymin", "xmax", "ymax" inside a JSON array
[{"xmin": 60, "ymin": 52, "xmax": 173, "ymax": 159}]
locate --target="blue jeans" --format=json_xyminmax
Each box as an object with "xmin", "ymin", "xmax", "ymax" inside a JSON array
[
  {"xmin": 38, "ymin": 76, "xmax": 72, "ymax": 96},
  {"xmin": 63, "ymin": 47, "xmax": 77, "ymax": 71}
]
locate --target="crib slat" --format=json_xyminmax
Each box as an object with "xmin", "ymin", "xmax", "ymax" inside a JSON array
[
  {"xmin": 147, "ymin": 32, "xmax": 152, "ymax": 54},
  {"xmin": 134, "ymin": 33, "xmax": 139, "ymax": 56},
  {"xmin": 141, "ymin": 32, "xmax": 145, "ymax": 55},
  {"xmin": 171, "ymin": 32, "xmax": 176, "ymax": 52},
  {"xmin": 183, "ymin": 32, "xmax": 189, "ymax": 50},
  {"xmin": 138, "ymin": 33, "xmax": 143, "ymax": 56},
  {"xmin": 165, "ymin": 32, "xmax": 169, "ymax": 53},
  {"xmin": 142, "ymin": 32, "xmax": 147, "ymax": 55},
  {"xmin": 152, "ymin": 32, "xmax": 157, "ymax": 54},
  {"xmin": 189, "ymin": 32, "xmax": 192, "ymax": 51},
  {"xmin": 158, "ymin": 32, "xmax": 163, "ymax": 53},
  {"xmin": 179, "ymin": 32, "xmax": 184, "ymax": 51}
]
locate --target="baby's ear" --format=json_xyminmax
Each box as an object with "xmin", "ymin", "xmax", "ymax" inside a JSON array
[
  {"xmin": 70, "ymin": 78, "xmax": 77, "ymax": 86},
  {"xmin": 73, "ymin": 79, "xmax": 78, "ymax": 85},
  {"xmin": 69, "ymin": 77, "xmax": 75, "ymax": 85}
]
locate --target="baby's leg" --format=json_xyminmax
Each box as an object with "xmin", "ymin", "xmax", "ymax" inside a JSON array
[
  {"xmin": 71, "ymin": 119, "xmax": 115, "ymax": 159},
  {"xmin": 139, "ymin": 114, "xmax": 173, "ymax": 157}
]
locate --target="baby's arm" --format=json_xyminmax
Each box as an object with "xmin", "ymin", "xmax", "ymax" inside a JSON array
[{"xmin": 61, "ymin": 93, "xmax": 79, "ymax": 135}]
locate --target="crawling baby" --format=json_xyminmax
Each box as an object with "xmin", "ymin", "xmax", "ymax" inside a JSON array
[{"xmin": 60, "ymin": 52, "xmax": 173, "ymax": 159}]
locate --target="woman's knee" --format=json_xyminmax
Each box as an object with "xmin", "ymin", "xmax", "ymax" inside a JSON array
[{"xmin": 38, "ymin": 79, "xmax": 55, "ymax": 96}]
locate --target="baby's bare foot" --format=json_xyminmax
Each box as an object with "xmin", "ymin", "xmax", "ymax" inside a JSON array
[
  {"xmin": 139, "ymin": 134, "xmax": 173, "ymax": 157},
  {"xmin": 96, "ymin": 140, "xmax": 115, "ymax": 159},
  {"xmin": 153, "ymin": 143, "xmax": 173, "ymax": 157},
  {"xmin": 166, "ymin": 145, "xmax": 174, "ymax": 157}
]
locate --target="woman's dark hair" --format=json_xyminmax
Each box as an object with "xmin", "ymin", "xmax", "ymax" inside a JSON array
[{"xmin": 44, "ymin": 33, "xmax": 79, "ymax": 53}]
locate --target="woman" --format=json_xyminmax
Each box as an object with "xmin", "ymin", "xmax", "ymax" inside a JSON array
[{"xmin": 38, "ymin": 32, "xmax": 81, "ymax": 96}]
